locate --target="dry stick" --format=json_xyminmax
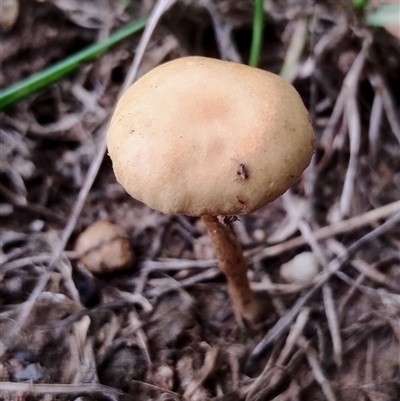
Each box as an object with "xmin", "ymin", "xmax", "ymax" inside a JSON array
[
  {"xmin": 376, "ymin": 289, "xmax": 400, "ymax": 345},
  {"xmin": 0, "ymin": 0, "xmax": 175, "ymax": 360},
  {"xmin": 57, "ymin": 258, "xmax": 81, "ymax": 303},
  {"xmin": 42, "ymin": 298, "xmax": 148, "ymax": 331},
  {"xmin": 293, "ymin": 333, "xmax": 338, "ymax": 401},
  {"xmin": 297, "ymin": 338, "xmax": 338, "ymax": 401},
  {"xmin": 141, "ymin": 200, "xmax": 399, "ymax": 274},
  {"xmin": 368, "ymin": 87, "xmax": 383, "ymax": 164},
  {"xmin": 146, "ymin": 268, "xmax": 221, "ymax": 299},
  {"xmin": 276, "ymin": 307, "xmax": 311, "ymax": 366},
  {"xmin": 369, "ymin": 73, "xmax": 400, "ymax": 145},
  {"xmin": 0, "ymin": 382, "xmax": 122, "ymax": 397},
  {"xmin": 0, "ymin": 182, "xmax": 63, "ymax": 221},
  {"xmin": 340, "ymin": 319, "xmax": 380, "ymax": 347},
  {"xmin": 320, "ymin": 37, "xmax": 369, "ymax": 147},
  {"xmin": 129, "ymin": 379, "xmax": 182, "ymax": 398},
  {"xmin": 336, "ymin": 38, "xmax": 369, "ymax": 216},
  {"xmin": 150, "ymin": 274, "xmax": 308, "ymax": 297},
  {"xmin": 351, "ymin": 259, "xmax": 400, "ymax": 293},
  {"xmin": 183, "ymin": 347, "xmax": 218, "ymax": 399},
  {"xmin": 340, "ymin": 90, "xmax": 361, "ymax": 217},
  {"xmin": 141, "ymin": 258, "xmax": 216, "ymax": 272},
  {"xmin": 202, "ymin": 215, "xmax": 262, "ymax": 323},
  {"xmin": 297, "ymin": 222, "xmax": 343, "ymax": 369},
  {"xmin": 306, "ymin": 9, "xmax": 319, "ymax": 217},
  {"xmin": 200, "ymin": 0, "xmax": 241, "ymax": 62},
  {"xmin": 142, "ymin": 258, "xmax": 217, "ymax": 271},
  {"xmin": 250, "ymin": 200, "xmax": 400, "ymax": 262},
  {"xmin": 247, "ymin": 289, "xmax": 337, "ymax": 401},
  {"xmin": 283, "ymin": 192, "xmax": 343, "ymax": 369},
  {"xmin": 327, "ymin": 239, "xmax": 400, "ymax": 309},
  {"xmin": 0, "ymin": 136, "xmax": 108, "ymax": 359},
  {"xmin": 248, "ymin": 211, "xmax": 400, "ymax": 362},
  {"xmin": 244, "ymin": 347, "xmax": 308, "ymax": 401},
  {"xmin": 245, "ymin": 308, "xmax": 311, "ymax": 401},
  {"xmin": 228, "ymin": 351, "xmax": 240, "ymax": 391},
  {"xmin": 1, "ymin": 254, "xmax": 56, "ymax": 274},
  {"xmin": 127, "ymin": 310, "xmax": 152, "ymax": 367},
  {"xmin": 322, "ymin": 285, "xmax": 342, "ymax": 368},
  {"xmin": 284, "ymin": 191, "xmax": 342, "ymax": 374},
  {"xmin": 337, "ymin": 272, "xmax": 366, "ymax": 319},
  {"xmin": 316, "ymin": 323, "xmax": 327, "ymax": 362},
  {"xmin": 0, "ymin": 381, "xmax": 180, "ymax": 399},
  {"xmin": 280, "ymin": 16, "xmax": 309, "ymax": 82},
  {"xmin": 319, "ymin": 82, "xmax": 346, "ymax": 148},
  {"xmin": 335, "ymin": 271, "xmax": 381, "ymax": 300},
  {"xmin": 313, "ymin": 15, "xmax": 348, "ymax": 60},
  {"xmin": 251, "ymin": 280, "xmax": 308, "ymax": 295},
  {"xmin": 64, "ymin": 316, "xmax": 92, "ymax": 384},
  {"xmin": 365, "ymin": 338, "xmax": 374, "ymax": 384}
]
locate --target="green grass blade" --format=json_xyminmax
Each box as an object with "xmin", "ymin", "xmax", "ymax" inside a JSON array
[
  {"xmin": 249, "ymin": 0, "xmax": 265, "ymax": 67},
  {"xmin": 0, "ymin": 17, "xmax": 148, "ymax": 110},
  {"xmin": 366, "ymin": 4, "xmax": 400, "ymax": 26},
  {"xmin": 352, "ymin": 0, "xmax": 369, "ymax": 12}
]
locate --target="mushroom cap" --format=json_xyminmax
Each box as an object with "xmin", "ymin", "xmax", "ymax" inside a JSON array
[
  {"xmin": 107, "ymin": 56, "xmax": 315, "ymax": 216},
  {"xmin": 75, "ymin": 220, "xmax": 135, "ymax": 274},
  {"xmin": 280, "ymin": 252, "xmax": 320, "ymax": 285}
]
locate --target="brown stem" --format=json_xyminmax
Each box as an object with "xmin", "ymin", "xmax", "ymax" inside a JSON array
[{"xmin": 201, "ymin": 214, "xmax": 262, "ymax": 323}]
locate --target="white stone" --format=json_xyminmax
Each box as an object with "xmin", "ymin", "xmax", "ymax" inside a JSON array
[{"xmin": 280, "ymin": 252, "xmax": 320, "ymax": 285}]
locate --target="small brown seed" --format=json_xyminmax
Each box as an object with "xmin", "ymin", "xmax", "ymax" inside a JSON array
[{"xmin": 75, "ymin": 220, "xmax": 135, "ymax": 274}]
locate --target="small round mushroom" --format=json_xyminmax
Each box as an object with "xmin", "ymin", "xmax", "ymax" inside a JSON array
[
  {"xmin": 75, "ymin": 220, "xmax": 135, "ymax": 274},
  {"xmin": 107, "ymin": 57, "xmax": 314, "ymax": 323},
  {"xmin": 280, "ymin": 252, "xmax": 320, "ymax": 285},
  {"xmin": 0, "ymin": 0, "xmax": 19, "ymax": 32}
]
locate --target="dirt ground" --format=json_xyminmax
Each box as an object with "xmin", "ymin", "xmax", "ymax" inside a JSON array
[{"xmin": 1, "ymin": 0, "xmax": 400, "ymax": 400}]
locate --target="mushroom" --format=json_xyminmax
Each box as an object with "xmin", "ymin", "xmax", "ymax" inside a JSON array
[
  {"xmin": 280, "ymin": 252, "xmax": 320, "ymax": 285},
  {"xmin": 75, "ymin": 220, "xmax": 135, "ymax": 274},
  {"xmin": 0, "ymin": 0, "xmax": 19, "ymax": 33},
  {"xmin": 107, "ymin": 57, "xmax": 314, "ymax": 323}
]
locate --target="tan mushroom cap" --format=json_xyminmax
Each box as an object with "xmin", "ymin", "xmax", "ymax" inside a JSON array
[
  {"xmin": 75, "ymin": 220, "xmax": 135, "ymax": 274},
  {"xmin": 107, "ymin": 56, "xmax": 315, "ymax": 216}
]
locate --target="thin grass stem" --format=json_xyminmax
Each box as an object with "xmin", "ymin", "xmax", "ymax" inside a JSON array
[
  {"xmin": 0, "ymin": 17, "xmax": 148, "ymax": 110},
  {"xmin": 248, "ymin": 0, "xmax": 265, "ymax": 67}
]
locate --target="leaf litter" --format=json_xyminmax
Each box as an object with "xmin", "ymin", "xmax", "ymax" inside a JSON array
[{"xmin": 1, "ymin": 0, "xmax": 400, "ymax": 400}]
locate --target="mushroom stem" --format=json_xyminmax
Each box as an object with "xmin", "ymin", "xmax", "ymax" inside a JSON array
[{"xmin": 201, "ymin": 214, "xmax": 262, "ymax": 323}]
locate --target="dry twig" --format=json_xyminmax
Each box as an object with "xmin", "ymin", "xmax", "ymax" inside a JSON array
[
  {"xmin": 248, "ymin": 211, "xmax": 400, "ymax": 361},
  {"xmin": 183, "ymin": 347, "xmax": 218, "ymax": 399},
  {"xmin": 298, "ymin": 338, "xmax": 337, "ymax": 401},
  {"xmin": 0, "ymin": 382, "xmax": 122, "ymax": 398},
  {"xmin": 0, "ymin": 0, "xmax": 176, "ymax": 359},
  {"xmin": 250, "ymin": 200, "xmax": 400, "ymax": 261}
]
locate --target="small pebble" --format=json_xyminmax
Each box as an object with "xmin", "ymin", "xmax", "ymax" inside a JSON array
[
  {"xmin": 280, "ymin": 252, "xmax": 320, "ymax": 285},
  {"xmin": 30, "ymin": 219, "xmax": 45, "ymax": 232},
  {"xmin": 0, "ymin": 204, "xmax": 14, "ymax": 217},
  {"xmin": 253, "ymin": 228, "xmax": 265, "ymax": 242},
  {"xmin": 14, "ymin": 156, "xmax": 36, "ymax": 180},
  {"xmin": 0, "ymin": 0, "xmax": 19, "ymax": 32},
  {"xmin": 14, "ymin": 363, "xmax": 44, "ymax": 382}
]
